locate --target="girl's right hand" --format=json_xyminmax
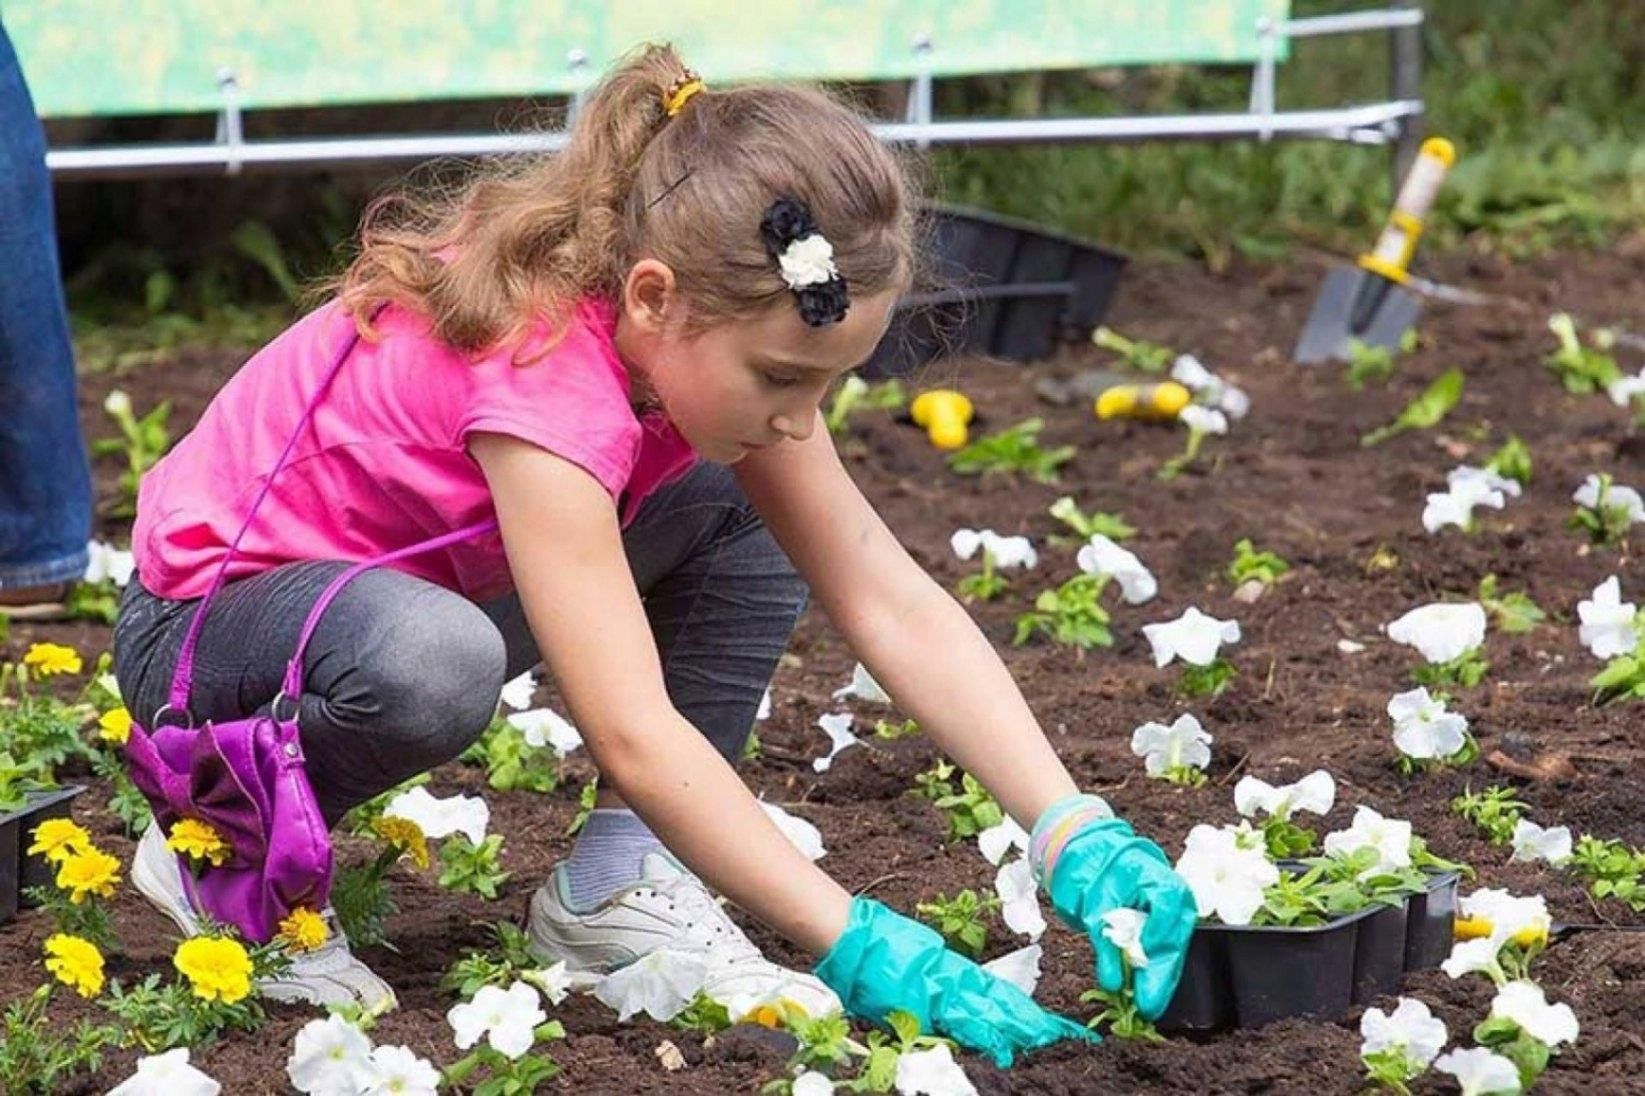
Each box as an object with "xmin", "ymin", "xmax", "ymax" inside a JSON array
[{"xmin": 813, "ymin": 896, "xmax": 1094, "ymax": 1067}]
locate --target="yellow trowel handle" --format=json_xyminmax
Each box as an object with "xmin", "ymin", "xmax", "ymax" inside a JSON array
[
  {"xmin": 1095, "ymin": 381, "xmax": 1193, "ymax": 422},
  {"xmin": 1358, "ymin": 137, "xmax": 1456, "ymax": 285},
  {"xmin": 1452, "ymin": 914, "xmax": 1548, "ymax": 948}
]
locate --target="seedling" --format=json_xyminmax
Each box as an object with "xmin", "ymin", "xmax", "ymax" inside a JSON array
[
  {"xmin": 1472, "ymin": 575, "xmax": 1544, "ymax": 635},
  {"xmin": 1544, "ymin": 313, "xmax": 1621, "ymax": 394},
  {"xmin": 1157, "ymin": 406, "xmax": 1226, "ymax": 480},
  {"xmin": 1485, "ymin": 435, "xmax": 1532, "ymax": 486},
  {"xmin": 92, "ymin": 390, "xmax": 173, "ymax": 519},
  {"xmin": 566, "ymin": 778, "xmax": 599, "ymax": 836},
  {"xmin": 1179, "ymin": 659, "xmax": 1237, "ymax": 699},
  {"xmin": 1451, "ymin": 785, "xmax": 1529, "ymax": 845},
  {"xmin": 1411, "ymin": 647, "xmax": 1489, "ymax": 689},
  {"xmin": 915, "ymin": 889, "xmax": 1001, "ymax": 959},
  {"xmin": 1568, "ymin": 472, "xmax": 1640, "ymax": 545},
  {"xmin": 1344, "ymin": 331, "xmax": 1414, "ymax": 390},
  {"xmin": 1012, "ymin": 573, "xmax": 1113, "ymax": 651},
  {"xmin": 1048, "ymin": 496, "xmax": 1135, "ymax": 544},
  {"xmin": 872, "ymin": 718, "xmax": 920, "ymax": 740},
  {"xmin": 441, "ymin": 922, "xmax": 545, "ymax": 1000},
  {"xmin": 1092, "ymin": 326, "xmax": 1174, "ymax": 374},
  {"xmin": 1361, "ymin": 368, "xmax": 1464, "ymax": 447},
  {"xmin": 911, "ymin": 761, "xmax": 1004, "ymax": 841},
  {"xmin": 438, "ymin": 834, "xmax": 511, "ymax": 899},
  {"xmin": 1568, "ymin": 835, "xmax": 1645, "ymax": 912},
  {"xmin": 461, "ymin": 715, "xmax": 563, "ymax": 793},
  {"xmin": 0, "ymin": 986, "xmax": 119, "ymax": 1093},
  {"xmin": 947, "ymin": 418, "xmax": 1074, "ymax": 483},
  {"xmin": 670, "ymin": 992, "xmax": 734, "ymax": 1036},
  {"xmin": 1227, "ymin": 539, "xmax": 1290, "ymax": 587},
  {"xmin": 1590, "ymin": 629, "xmax": 1645, "ymax": 704},
  {"xmin": 824, "ymin": 374, "xmax": 907, "ymax": 435}
]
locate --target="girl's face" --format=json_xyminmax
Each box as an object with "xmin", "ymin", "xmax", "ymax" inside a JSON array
[{"xmin": 615, "ymin": 261, "xmax": 899, "ymax": 464}]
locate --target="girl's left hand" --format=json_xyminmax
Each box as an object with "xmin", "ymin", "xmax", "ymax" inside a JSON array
[{"xmin": 1032, "ymin": 797, "xmax": 1199, "ymax": 1018}]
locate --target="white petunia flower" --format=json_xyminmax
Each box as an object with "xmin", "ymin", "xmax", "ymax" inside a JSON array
[
  {"xmin": 1608, "ymin": 370, "xmax": 1645, "ymax": 407},
  {"xmin": 594, "ymin": 947, "xmax": 709, "ymax": 1022},
  {"xmin": 757, "ymin": 687, "xmax": 773, "ymax": 721},
  {"xmin": 1130, "ymin": 714, "xmax": 1213, "ymax": 777},
  {"xmin": 1387, "ymin": 687, "xmax": 1470, "ymax": 760},
  {"xmin": 1458, "ymin": 888, "xmax": 1551, "ymax": 946},
  {"xmin": 1509, "ymin": 819, "xmax": 1573, "ymax": 867},
  {"xmin": 507, "ymin": 707, "xmax": 583, "ymax": 756},
  {"xmin": 895, "ymin": 1043, "xmax": 978, "ymax": 1096},
  {"xmin": 1574, "ymin": 473, "xmax": 1645, "ymax": 523},
  {"xmin": 1449, "ymin": 465, "xmax": 1523, "ymax": 501},
  {"xmin": 1174, "ymin": 824, "xmax": 1279, "ymax": 926},
  {"xmin": 287, "ymin": 1013, "xmax": 375, "ymax": 1096},
  {"xmin": 1433, "ymin": 1047, "xmax": 1523, "ymax": 1096},
  {"xmin": 777, "ymin": 234, "xmax": 839, "ymax": 289},
  {"xmin": 794, "ymin": 1072, "xmax": 837, "ymax": 1096},
  {"xmin": 949, "ymin": 528, "xmax": 1038, "ymax": 570},
  {"xmin": 1422, "ymin": 489, "xmax": 1483, "ymax": 534},
  {"xmin": 1359, "ymin": 996, "xmax": 1448, "ymax": 1068},
  {"xmin": 759, "ymin": 801, "xmax": 826, "ymax": 861},
  {"xmin": 977, "ymin": 815, "xmax": 1030, "ymax": 866},
  {"xmin": 1076, "ymin": 534, "xmax": 1157, "ymax": 604},
  {"xmin": 448, "ymin": 981, "xmax": 547, "ymax": 1060},
  {"xmin": 108, "ymin": 1048, "xmax": 221, "ymax": 1096},
  {"xmin": 981, "ymin": 943, "xmax": 1043, "ymax": 998},
  {"xmin": 1323, "ymin": 806, "xmax": 1412, "ymax": 876},
  {"xmin": 1385, "ymin": 601, "xmax": 1487, "ymax": 664},
  {"xmin": 1234, "ymin": 769, "xmax": 1336, "ymax": 819},
  {"xmin": 104, "ymin": 389, "xmax": 133, "ymax": 418},
  {"xmin": 383, "ymin": 786, "xmax": 490, "ymax": 846},
  {"xmin": 1142, "ymin": 607, "xmax": 1241, "ymax": 667},
  {"xmin": 84, "ymin": 539, "xmax": 136, "ymax": 587},
  {"xmin": 1099, "ymin": 908, "xmax": 1150, "ymax": 969},
  {"xmin": 1489, "ymin": 980, "xmax": 1580, "ymax": 1047},
  {"xmin": 498, "ymin": 670, "xmax": 537, "ymax": 712},
  {"xmin": 521, "ymin": 961, "xmax": 572, "ymax": 1006},
  {"xmin": 361, "ymin": 1045, "xmax": 441, "ymax": 1096},
  {"xmin": 995, "ymin": 856, "xmax": 1046, "ymax": 940},
  {"xmin": 1178, "ymin": 405, "xmax": 1228, "ymax": 435},
  {"xmin": 1577, "ymin": 576, "xmax": 1638, "ymax": 660},
  {"xmin": 832, "ymin": 662, "xmax": 892, "ymax": 705},
  {"xmin": 1442, "ymin": 936, "xmax": 1508, "ymax": 981},
  {"xmin": 1422, "ymin": 468, "xmax": 1518, "ymax": 534},
  {"xmin": 1171, "ymin": 354, "xmax": 1250, "ymax": 420},
  {"xmin": 811, "ymin": 712, "xmax": 860, "ymax": 773}
]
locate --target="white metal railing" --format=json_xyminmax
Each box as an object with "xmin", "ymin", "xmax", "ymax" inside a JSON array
[{"xmin": 43, "ymin": 6, "xmax": 1425, "ymax": 179}]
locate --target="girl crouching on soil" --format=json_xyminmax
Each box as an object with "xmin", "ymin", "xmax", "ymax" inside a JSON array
[{"xmin": 113, "ymin": 45, "xmax": 1196, "ymax": 1063}]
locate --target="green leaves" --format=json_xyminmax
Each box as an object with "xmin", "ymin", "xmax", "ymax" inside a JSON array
[
  {"xmin": 1092, "ymin": 326, "xmax": 1174, "ymax": 373},
  {"xmin": 1012, "ymin": 573, "xmax": 1114, "ymax": 651},
  {"xmin": 1228, "ymin": 539, "xmax": 1291, "ymax": 587},
  {"xmin": 1361, "ymin": 368, "xmax": 1465, "ymax": 447},
  {"xmin": 1451, "ymin": 785, "xmax": 1529, "ymax": 845},
  {"xmin": 1543, "ymin": 312, "xmax": 1621, "ymax": 394},
  {"xmin": 915, "ymin": 889, "xmax": 1001, "ymax": 959},
  {"xmin": 948, "ymin": 418, "xmax": 1074, "ymax": 483},
  {"xmin": 1478, "ymin": 575, "xmax": 1546, "ymax": 634},
  {"xmin": 1048, "ymin": 496, "xmax": 1135, "ymax": 543}
]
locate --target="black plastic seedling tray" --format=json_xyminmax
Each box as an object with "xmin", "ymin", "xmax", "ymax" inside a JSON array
[
  {"xmin": 0, "ymin": 785, "xmax": 86, "ymax": 924},
  {"xmin": 863, "ymin": 203, "xmax": 1127, "ymax": 378},
  {"xmin": 1404, "ymin": 869, "xmax": 1462, "ymax": 971}
]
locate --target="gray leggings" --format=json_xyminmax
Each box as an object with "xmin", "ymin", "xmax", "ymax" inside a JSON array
[{"xmin": 113, "ymin": 462, "xmax": 807, "ymax": 825}]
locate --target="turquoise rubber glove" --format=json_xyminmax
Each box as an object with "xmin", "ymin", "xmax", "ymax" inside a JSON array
[
  {"xmin": 814, "ymin": 896, "xmax": 1094, "ymax": 1067},
  {"xmin": 1038, "ymin": 806, "xmax": 1198, "ymax": 1019}
]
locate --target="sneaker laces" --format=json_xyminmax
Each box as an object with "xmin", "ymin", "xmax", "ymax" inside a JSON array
[{"xmin": 648, "ymin": 873, "xmax": 762, "ymax": 966}]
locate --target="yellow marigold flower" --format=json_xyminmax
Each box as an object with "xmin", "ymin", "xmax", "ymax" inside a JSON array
[
  {"xmin": 97, "ymin": 706, "xmax": 134, "ymax": 745},
  {"xmin": 27, "ymin": 817, "xmax": 92, "ymax": 863},
  {"xmin": 174, "ymin": 936, "xmax": 254, "ymax": 1004},
  {"xmin": 167, "ymin": 818, "xmax": 232, "ymax": 867},
  {"xmin": 277, "ymin": 906, "xmax": 330, "ymax": 953},
  {"xmin": 23, "ymin": 641, "xmax": 82, "ymax": 676},
  {"xmin": 55, "ymin": 847, "xmax": 122, "ymax": 904},
  {"xmin": 372, "ymin": 815, "xmax": 430, "ymax": 870},
  {"xmin": 43, "ymin": 933, "xmax": 105, "ymax": 998}
]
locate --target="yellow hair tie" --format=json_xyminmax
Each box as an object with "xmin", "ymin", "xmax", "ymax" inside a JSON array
[{"xmin": 663, "ymin": 76, "xmax": 705, "ymax": 117}]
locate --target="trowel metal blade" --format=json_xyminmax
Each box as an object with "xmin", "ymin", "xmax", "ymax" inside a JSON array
[{"xmin": 1293, "ymin": 267, "xmax": 1423, "ymax": 365}]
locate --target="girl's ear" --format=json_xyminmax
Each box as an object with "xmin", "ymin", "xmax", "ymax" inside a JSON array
[{"xmin": 622, "ymin": 259, "xmax": 679, "ymax": 335}]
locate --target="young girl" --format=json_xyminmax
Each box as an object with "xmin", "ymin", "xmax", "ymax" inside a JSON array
[{"xmin": 114, "ymin": 45, "xmax": 1195, "ymax": 1064}]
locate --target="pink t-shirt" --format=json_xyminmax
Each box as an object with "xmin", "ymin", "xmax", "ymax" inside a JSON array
[{"xmin": 132, "ymin": 296, "xmax": 697, "ymax": 602}]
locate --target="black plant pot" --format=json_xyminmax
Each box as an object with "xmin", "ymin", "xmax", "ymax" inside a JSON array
[
  {"xmin": 0, "ymin": 785, "xmax": 87, "ymax": 924},
  {"xmin": 863, "ymin": 203, "xmax": 1128, "ymax": 378},
  {"xmin": 1160, "ymin": 902, "xmax": 1386, "ymax": 1031},
  {"xmin": 1403, "ymin": 870, "xmax": 1462, "ymax": 971},
  {"xmin": 1352, "ymin": 900, "xmax": 1411, "ymax": 1004}
]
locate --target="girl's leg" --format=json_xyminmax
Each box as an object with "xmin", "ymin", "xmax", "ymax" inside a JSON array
[{"xmin": 115, "ymin": 560, "xmax": 508, "ymax": 826}]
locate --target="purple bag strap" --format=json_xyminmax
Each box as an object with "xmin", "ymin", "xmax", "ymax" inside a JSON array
[{"xmin": 163, "ymin": 311, "xmax": 498, "ymax": 720}]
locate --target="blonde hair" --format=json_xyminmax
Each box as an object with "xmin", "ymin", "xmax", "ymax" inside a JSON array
[{"xmin": 336, "ymin": 44, "xmax": 919, "ymax": 357}]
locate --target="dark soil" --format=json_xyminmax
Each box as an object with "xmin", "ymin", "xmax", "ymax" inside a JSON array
[{"xmin": 5, "ymin": 239, "xmax": 1645, "ymax": 1094}]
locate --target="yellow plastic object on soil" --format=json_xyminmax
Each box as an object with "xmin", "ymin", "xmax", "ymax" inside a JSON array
[
  {"xmin": 910, "ymin": 389, "xmax": 975, "ymax": 450},
  {"xmin": 1452, "ymin": 914, "xmax": 1549, "ymax": 948},
  {"xmin": 1094, "ymin": 381, "xmax": 1192, "ymax": 422}
]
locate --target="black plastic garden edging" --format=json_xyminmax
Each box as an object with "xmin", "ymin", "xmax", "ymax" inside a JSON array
[
  {"xmin": 862, "ymin": 203, "xmax": 1127, "ymax": 378},
  {"xmin": 0, "ymin": 785, "xmax": 86, "ymax": 925}
]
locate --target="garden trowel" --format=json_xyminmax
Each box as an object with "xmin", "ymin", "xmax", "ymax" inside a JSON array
[{"xmin": 1294, "ymin": 137, "xmax": 1456, "ymax": 364}]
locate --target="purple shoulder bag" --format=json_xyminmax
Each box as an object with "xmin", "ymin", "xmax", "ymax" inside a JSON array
[{"xmin": 123, "ymin": 317, "xmax": 497, "ymax": 942}]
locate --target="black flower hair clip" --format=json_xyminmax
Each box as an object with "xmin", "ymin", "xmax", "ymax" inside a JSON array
[{"xmin": 759, "ymin": 196, "xmax": 850, "ymax": 328}]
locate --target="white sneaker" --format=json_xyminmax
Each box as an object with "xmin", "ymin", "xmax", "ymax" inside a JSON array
[
  {"xmin": 528, "ymin": 852, "xmax": 840, "ymax": 1019},
  {"xmin": 131, "ymin": 822, "xmax": 397, "ymax": 1011}
]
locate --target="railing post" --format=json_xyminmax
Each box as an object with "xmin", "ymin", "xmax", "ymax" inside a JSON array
[
  {"xmin": 213, "ymin": 69, "xmax": 244, "ymax": 176},
  {"xmin": 1390, "ymin": 0, "xmax": 1424, "ymax": 191}
]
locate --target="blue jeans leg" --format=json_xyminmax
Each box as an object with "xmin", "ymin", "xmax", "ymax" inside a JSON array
[{"xmin": 0, "ymin": 25, "xmax": 92, "ymax": 588}]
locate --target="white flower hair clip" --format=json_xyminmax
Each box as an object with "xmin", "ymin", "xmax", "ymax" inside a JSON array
[{"xmin": 759, "ymin": 195, "xmax": 850, "ymax": 326}]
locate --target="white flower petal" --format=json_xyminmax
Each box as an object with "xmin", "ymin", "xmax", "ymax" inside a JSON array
[
  {"xmin": 759, "ymin": 801, "xmax": 826, "ymax": 861},
  {"xmin": 287, "ymin": 1014, "xmax": 375, "ymax": 1096},
  {"xmin": 981, "ymin": 943, "xmax": 1043, "ymax": 998},
  {"xmin": 383, "ymin": 786, "xmax": 490, "ymax": 846},
  {"xmin": 506, "ymin": 707, "xmax": 583, "ymax": 756},
  {"xmin": 362, "ymin": 1045, "xmax": 441, "ymax": 1096},
  {"xmin": 1509, "ymin": 819, "xmax": 1573, "ymax": 867},
  {"xmin": 1179, "ymin": 405, "xmax": 1228, "ymax": 435},
  {"xmin": 794, "ymin": 1072, "xmax": 837, "ymax": 1096},
  {"xmin": 1577, "ymin": 576, "xmax": 1639, "ymax": 660},
  {"xmin": 977, "ymin": 816, "xmax": 1030, "ymax": 866},
  {"xmin": 593, "ymin": 948, "xmax": 709, "ymax": 1022},
  {"xmin": 995, "ymin": 857, "xmax": 1046, "ymax": 940},
  {"xmin": 108, "ymin": 1049, "xmax": 221, "ymax": 1096},
  {"xmin": 1142, "ymin": 607, "xmax": 1241, "ymax": 667},
  {"xmin": 1099, "ymin": 908, "xmax": 1151, "ymax": 968},
  {"xmin": 1434, "ymin": 1048, "xmax": 1523, "ymax": 1096},
  {"xmin": 832, "ymin": 662, "xmax": 892, "ymax": 705},
  {"xmin": 1489, "ymin": 980, "xmax": 1580, "ymax": 1047},
  {"xmin": 1075, "ymin": 534, "xmax": 1156, "ymax": 604},
  {"xmin": 812, "ymin": 712, "xmax": 860, "ymax": 773},
  {"xmin": 498, "ymin": 671, "xmax": 537, "ymax": 712},
  {"xmin": 895, "ymin": 1044, "xmax": 978, "ymax": 1096},
  {"xmin": 1384, "ymin": 602, "xmax": 1487, "ymax": 664},
  {"xmin": 1359, "ymin": 996, "xmax": 1448, "ymax": 1067}
]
